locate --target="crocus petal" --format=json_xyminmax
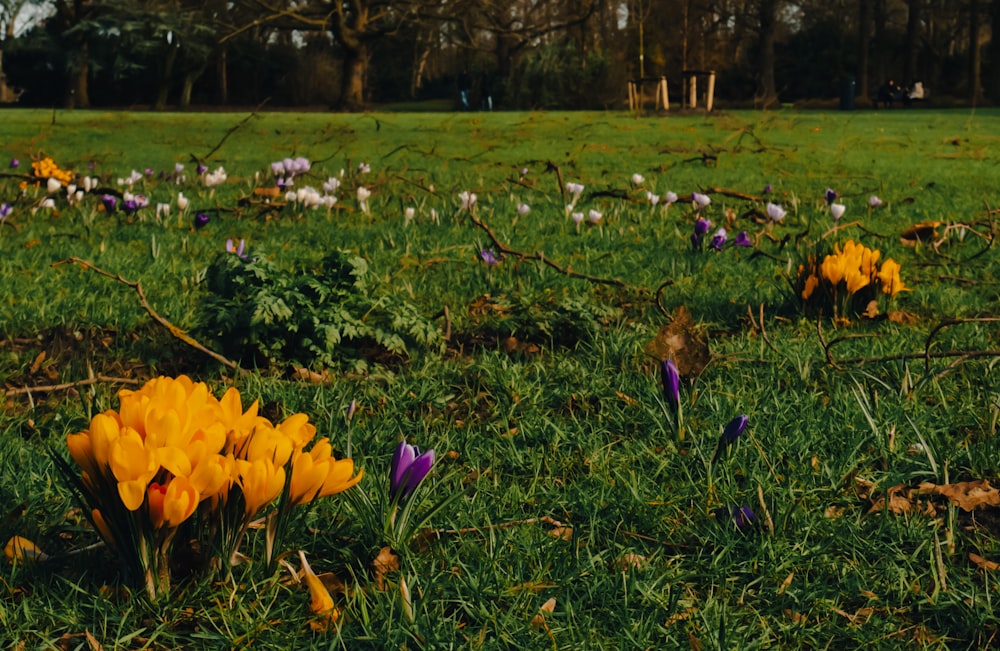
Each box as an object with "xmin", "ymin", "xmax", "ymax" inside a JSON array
[
  {"xmin": 402, "ymin": 449, "xmax": 434, "ymax": 498},
  {"xmin": 721, "ymin": 414, "xmax": 749, "ymax": 443}
]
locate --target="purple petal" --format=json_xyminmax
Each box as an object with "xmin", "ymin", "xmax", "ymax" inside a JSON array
[
  {"xmin": 390, "ymin": 441, "xmax": 418, "ymax": 499},
  {"xmin": 402, "ymin": 449, "xmax": 435, "ymax": 498},
  {"xmin": 660, "ymin": 359, "xmax": 680, "ymax": 409},
  {"xmin": 721, "ymin": 414, "xmax": 749, "ymax": 443}
]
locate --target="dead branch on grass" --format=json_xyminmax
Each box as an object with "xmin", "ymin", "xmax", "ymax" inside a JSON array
[
  {"xmin": 467, "ymin": 212, "xmax": 627, "ymax": 287},
  {"xmin": 51, "ymin": 257, "xmax": 243, "ymax": 373},
  {"xmin": 4, "ymin": 375, "xmax": 142, "ymax": 397}
]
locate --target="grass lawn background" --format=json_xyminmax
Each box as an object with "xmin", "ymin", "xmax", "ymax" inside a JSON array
[{"xmin": 0, "ymin": 108, "xmax": 998, "ymax": 649}]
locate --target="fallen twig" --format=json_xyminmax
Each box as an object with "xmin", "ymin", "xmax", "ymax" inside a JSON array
[
  {"xmin": 923, "ymin": 316, "xmax": 1000, "ymax": 374},
  {"xmin": 5, "ymin": 375, "xmax": 142, "ymax": 397},
  {"xmin": 51, "ymin": 257, "xmax": 243, "ymax": 372},
  {"xmin": 467, "ymin": 212, "xmax": 627, "ymax": 287},
  {"xmin": 196, "ymin": 98, "xmax": 268, "ymax": 164}
]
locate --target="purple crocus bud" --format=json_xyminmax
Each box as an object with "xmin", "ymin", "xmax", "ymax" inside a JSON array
[
  {"xmin": 762, "ymin": 184, "xmax": 772, "ymax": 194},
  {"xmin": 101, "ymin": 195, "xmax": 117, "ymax": 213},
  {"xmin": 824, "ymin": 188, "xmax": 837, "ymax": 205},
  {"xmin": 660, "ymin": 359, "xmax": 680, "ymax": 410},
  {"xmin": 694, "ymin": 216, "xmax": 712, "ymax": 236},
  {"xmin": 144, "ymin": 168, "xmax": 154, "ymax": 177},
  {"xmin": 721, "ymin": 414, "xmax": 749, "ymax": 443},
  {"xmin": 869, "ymin": 195, "xmax": 883, "ymax": 208},
  {"xmin": 732, "ymin": 230, "xmax": 752, "ymax": 247},
  {"xmin": 122, "ymin": 199, "xmax": 139, "ymax": 214},
  {"xmin": 197, "ymin": 164, "xmax": 208, "ymax": 174},
  {"xmin": 193, "ymin": 212, "xmax": 210, "ymax": 228},
  {"xmin": 0, "ymin": 203, "xmax": 11, "ymax": 220},
  {"xmin": 390, "ymin": 441, "xmax": 435, "ymax": 501},
  {"xmin": 480, "ymin": 249, "xmax": 500, "ymax": 266},
  {"xmin": 9, "ymin": 158, "xmax": 19, "ymax": 169},
  {"xmin": 716, "ymin": 506, "xmax": 756, "ymax": 529},
  {"xmin": 709, "ymin": 227, "xmax": 728, "ymax": 251},
  {"xmin": 346, "ymin": 399, "xmax": 357, "ymax": 423}
]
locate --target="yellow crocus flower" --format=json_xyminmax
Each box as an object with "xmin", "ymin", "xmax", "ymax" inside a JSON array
[
  {"xmin": 879, "ymin": 258, "xmax": 906, "ymax": 295},
  {"xmin": 801, "ymin": 274, "xmax": 819, "ymax": 300},
  {"xmin": 109, "ymin": 428, "xmax": 159, "ymax": 511},
  {"xmin": 236, "ymin": 458, "xmax": 286, "ymax": 516}
]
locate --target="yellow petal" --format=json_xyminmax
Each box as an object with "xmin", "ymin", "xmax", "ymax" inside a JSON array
[
  {"xmin": 299, "ymin": 550, "xmax": 335, "ymax": 614},
  {"xmin": 4, "ymin": 536, "xmax": 49, "ymax": 562}
]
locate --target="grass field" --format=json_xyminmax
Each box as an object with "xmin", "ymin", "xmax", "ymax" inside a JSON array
[{"xmin": 1, "ymin": 107, "xmax": 999, "ymax": 649}]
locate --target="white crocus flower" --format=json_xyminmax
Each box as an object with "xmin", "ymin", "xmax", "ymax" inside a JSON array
[{"xmin": 831, "ymin": 203, "xmax": 846, "ymax": 221}]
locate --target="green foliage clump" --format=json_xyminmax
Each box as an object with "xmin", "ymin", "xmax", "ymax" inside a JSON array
[{"xmin": 197, "ymin": 250, "xmax": 440, "ymax": 370}]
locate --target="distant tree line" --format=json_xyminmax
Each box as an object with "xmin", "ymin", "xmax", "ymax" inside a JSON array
[{"xmin": 0, "ymin": 0, "xmax": 997, "ymax": 110}]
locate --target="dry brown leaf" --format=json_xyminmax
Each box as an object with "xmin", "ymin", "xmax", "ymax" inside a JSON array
[
  {"xmin": 825, "ymin": 505, "xmax": 846, "ymax": 519},
  {"xmin": 900, "ymin": 221, "xmax": 942, "ymax": 246},
  {"xmin": 887, "ymin": 311, "xmax": 918, "ymax": 325},
  {"xmin": 866, "ymin": 484, "xmax": 913, "ymax": 515},
  {"xmin": 617, "ymin": 553, "xmax": 650, "ymax": 571},
  {"xmin": 918, "ymin": 480, "xmax": 1000, "ymax": 511},
  {"xmin": 291, "ymin": 366, "xmax": 332, "ymax": 385},
  {"xmin": 688, "ymin": 632, "xmax": 703, "ymax": 651},
  {"xmin": 644, "ymin": 305, "xmax": 711, "ymax": 377},
  {"xmin": 777, "ymin": 572, "xmax": 794, "ymax": 595},
  {"xmin": 30, "ymin": 351, "xmax": 46, "ymax": 375},
  {"xmin": 531, "ymin": 597, "xmax": 557, "ymax": 631},
  {"xmin": 253, "ymin": 186, "xmax": 282, "ymax": 198},
  {"xmin": 664, "ymin": 608, "xmax": 695, "ymax": 627},
  {"xmin": 548, "ymin": 525, "xmax": 573, "ymax": 541},
  {"xmin": 372, "ymin": 546, "xmax": 399, "ymax": 591},
  {"xmin": 862, "ymin": 300, "xmax": 879, "ymax": 319},
  {"xmin": 969, "ymin": 552, "xmax": 1000, "ymax": 571},
  {"xmin": 854, "ymin": 477, "xmax": 875, "ymax": 501},
  {"xmin": 783, "ymin": 609, "xmax": 807, "ymax": 625},
  {"xmin": 615, "ymin": 390, "xmax": 638, "ymax": 406},
  {"xmin": 85, "ymin": 631, "xmax": 103, "ymax": 651}
]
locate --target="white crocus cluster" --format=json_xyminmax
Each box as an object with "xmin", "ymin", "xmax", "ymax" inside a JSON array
[
  {"xmin": 322, "ymin": 177, "xmax": 341, "ymax": 194},
  {"xmin": 459, "ymin": 191, "xmax": 477, "ymax": 211},
  {"xmin": 286, "ymin": 185, "xmax": 336, "ymax": 210},
  {"xmin": 203, "ymin": 167, "xmax": 227, "ymax": 188},
  {"xmin": 117, "ymin": 170, "xmax": 143, "ymax": 187}
]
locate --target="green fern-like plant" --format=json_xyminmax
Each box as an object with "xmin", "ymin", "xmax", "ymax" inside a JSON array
[{"xmin": 197, "ymin": 250, "xmax": 441, "ymax": 370}]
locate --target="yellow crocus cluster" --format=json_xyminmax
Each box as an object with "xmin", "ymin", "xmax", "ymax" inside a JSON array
[
  {"xmin": 31, "ymin": 156, "xmax": 73, "ymax": 185},
  {"xmin": 66, "ymin": 375, "xmax": 363, "ymax": 537},
  {"xmin": 800, "ymin": 239, "xmax": 906, "ymax": 301}
]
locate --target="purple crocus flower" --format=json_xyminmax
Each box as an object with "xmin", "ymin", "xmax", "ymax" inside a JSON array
[
  {"xmin": 869, "ymin": 195, "xmax": 883, "ymax": 208},
  {"xmin": 762, "ymin": 184, "xmax": 772, "ymax": 195},
  {"xmin": 193, "ymin": 212, "xmax": 210, "ymax": 228},
  {"xmin": 691, "ymin": 216, "xmax": 713, "ymax": 250},
  {"xmin": 390, "ymin": 441, "xmax": 435, "ymax": 502},
  {"xmin": 732, "ymin": 230, "xmax": 752, "ymax": 247},
  {"xmin": 226, "ymin": 238, "xmax": 248, "ymax": 259},
  {"xmin": 9, "ymin": 158, "xmax": 19, "ymax": 169},
  {"xmin": 715, "ymin": 506, "xmax": 756, "ymax": 529},
  {"xmin": 197, "ymin": 164, "xmax": 208, "ymax": 174},
  {"xmin": 721, "ymin": 414, "xmax": 749, "ymax": 443},
  {"xmin": 480, "ymin": 249, "xmax": 501, "ymax": 266},
  {"xmin": 122, "ymin": 199, "xmax": 139, "ymax": 214},
  {"xmin": 660, "ymin": 359, "xmax": 680, "ymax": 410},
  {"xmin": 824, "ymin": 188, "xmax": 837, "ymax": 205},
  {"xmin": 709, "ymin": 228, "xmax": 728, "ymax": 251},
  {"xmin": 101, "ymin": 195, "xmax": 117, "ymax": 213},
  {"xmin": 0, "ymin": 203, "xmax": 11, "ymax": 221}
]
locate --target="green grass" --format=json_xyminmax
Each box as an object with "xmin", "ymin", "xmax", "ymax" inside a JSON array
[{"xmin": 1, "ymin": 108, "xmax": 999, "ymax": 649}]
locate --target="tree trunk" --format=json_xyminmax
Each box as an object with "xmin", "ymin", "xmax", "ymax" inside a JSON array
[
  {"xmin": 903, "ymin": 0, "xmax": 920, "ymax": 86},
  {"xmin": 857, "ymin": 0, "xmax": 871, "ymax": 99},
  {"xmin": 756, "ymin": 0, "xmax": 778, "ymax": 106},
  {"xmin": 873, "ymin": 0, "xmax": 887, "ymax": 85},
  {"xmin": 216, "ymin": 47, "xmax": 228, "ymax": 105},
  {"xmin": 339, "ymin": 44, "xmax": 366, "ymax": 110},
  {"xmin": 969, "ymin": 0, "xmax": 982, "ymax": 101},
  {"xmin": 990, "ymin": 0, "xmax": 1000, "ymax": 100},
  {"xmin": 67, "ymin": 40, "xmax": 90, "ymax": 109},
  {"xmin": 154, "ymin": 40, "xmax": 180, "ymax": 111}
]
